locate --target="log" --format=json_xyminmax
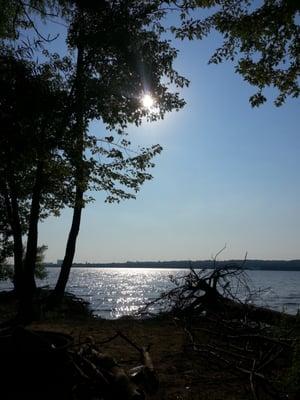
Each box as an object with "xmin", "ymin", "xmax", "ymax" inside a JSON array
[
  {"xmin": 88, "ymin": 348, "xmax": 144, "ymax": 400},
  {"xmin": 109, "ymin": 364, "xmax": 145, "ymax": 400},
  {"xmin": 129, "ymin": 346, "xmax": 159, "ymax": 394}
]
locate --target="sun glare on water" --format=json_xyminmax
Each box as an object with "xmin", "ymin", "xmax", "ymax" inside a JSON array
[{"xmin": 141, "ymin": 93, "xmax": 154, "ymax": 110}]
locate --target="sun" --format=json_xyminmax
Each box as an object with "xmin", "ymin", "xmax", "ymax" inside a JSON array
[{"xmin": 141, "ymin": 93, "xmax": 154, "ymax": 110}]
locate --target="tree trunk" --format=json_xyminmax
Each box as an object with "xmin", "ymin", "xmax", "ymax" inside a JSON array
[
  {"xmin": 23, "ymin": 161, "xmax": 43, "ymax": 295},
  {"xmin": 54, "ymin": 186, "xmax": 83, "ymax": 298},
  {"xmin": 15, "ymin": 161, "xmax": 44, "ymax": 322},
  {"xmin": 53, "ymin": 34, "xmax": 86, "ymax": 301},
  {"xmin": 3, "ymin": 178, "xmax": 24, "ymax": 296}
]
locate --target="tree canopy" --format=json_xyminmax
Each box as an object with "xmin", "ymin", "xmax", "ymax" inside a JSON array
[
  {"xmin": 0, "ymin": 0, "xmax": 191, "ymax": 310},
  {"xmin": 175, "ymin": 0, "xmax": 300, "ymax": 106},
  {"xmin": 2, "ymin": 1, "xmax": 299, "ymax": 107}
]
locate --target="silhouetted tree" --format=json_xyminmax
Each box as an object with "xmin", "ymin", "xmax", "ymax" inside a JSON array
[
  {"xmin": 0, "ymin": 1, "xmax": 189, "ymax": 310},
  {"xmin": 53, "ymin": 1, "xmax": 189, "ymax": 299},
  {"xmin": 0, "ymin": 51, "xmax": 73, "ymax": 318}
]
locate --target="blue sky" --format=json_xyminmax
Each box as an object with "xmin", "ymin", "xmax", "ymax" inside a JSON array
[{"xmin": 38, "ymin": 22, "xmax": 300, "ymax": 263}]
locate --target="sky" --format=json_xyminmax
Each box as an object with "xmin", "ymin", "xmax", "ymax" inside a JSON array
[{"xmin": 37, "ymin": 15, "xmax": 300, "ymax": 263}]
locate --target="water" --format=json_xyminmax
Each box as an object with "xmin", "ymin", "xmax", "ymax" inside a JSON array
[{"xmin": 1, "ymin": 268, "xmax": 300, "ymax": 318}]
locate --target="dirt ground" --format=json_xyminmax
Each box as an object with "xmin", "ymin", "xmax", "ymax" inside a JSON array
[
  {"xmin": 0, "ymin": 291, "xmax": 297, "ymax": 399},
  {"xmin": 27, "ymin": 316, "xmax": 264, "ymax": 400}
]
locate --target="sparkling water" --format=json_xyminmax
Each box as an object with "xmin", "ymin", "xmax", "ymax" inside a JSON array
[{"xmin": 1, "ymin": 268, "xmax": 300, "ymax": 318}]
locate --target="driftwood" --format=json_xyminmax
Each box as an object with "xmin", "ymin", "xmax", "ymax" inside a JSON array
[
  {"xmin": 77, "ymin": 346, "xmax": 143, "ymax": 399},
  {"xmin": 117, "ymin": 330, "xmax": 159, "ymax": 394},
  {"xmin": 0, "ymin": 327, "xmax": 159, "ymax": 400}
]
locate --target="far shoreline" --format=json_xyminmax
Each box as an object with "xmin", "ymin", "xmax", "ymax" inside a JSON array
[{"xmin": 43, "ymin": 259, "xmax": 300, "ymax": 271}]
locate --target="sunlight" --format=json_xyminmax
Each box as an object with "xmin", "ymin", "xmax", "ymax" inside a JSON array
[{"xmin": 141, "ymin": 93, "xmax": 155, "ymax": 110}]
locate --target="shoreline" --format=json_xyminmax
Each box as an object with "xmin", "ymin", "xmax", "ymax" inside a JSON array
[{"xmin": 44, "ymin": 260, "xmax": 300, "ymax": 272}]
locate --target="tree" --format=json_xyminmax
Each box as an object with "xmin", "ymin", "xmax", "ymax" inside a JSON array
[
  {"xmin": 52, "ymin": 0, "xmax": 299, "ymax": 300},
  {"xmin": 0, "ymin": 1, "xmax": 190, "ymax": 310},
  {"xmin": 53, "ymin": 0, "xmax": 189, "ymax": 299},
  {"xmin": 0, "ymin": 49, "xmax": 73, "ymax": 317},
  {"xmin": 174, "ymin": 0, "xmax": 300, "ymax": 106}
]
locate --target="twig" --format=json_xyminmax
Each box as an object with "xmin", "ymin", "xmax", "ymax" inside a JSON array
[
  {"xmin": 227, "ymin": 334, "xmax": 292, "ymax": 348},
  {"xmin": 73, "ymin": 353, "xmax": 109, "ymax": 386},
  {"xmin": 116, "ymin": 331, "xmax": 142, "ymax": 354},
  {"xmin": 96, "ymin": 332, "xmax": 120, "ymax": 345},
  {"xmin": 256, "ymin": 347, "xmax": 283, "ymax": 372},
  {"xmin": 249, "ymin": 359, "xmax": 258, "ymax": 400},
  {"xmin": 18, "ymin": 0, "xmax": 60, "ymax": 42}
]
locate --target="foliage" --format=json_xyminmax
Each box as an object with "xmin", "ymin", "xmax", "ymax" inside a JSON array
[
  {"xmin": 0, "ymin": 1, "xmax": 191, "ymax": 301},
  {"xmin": 0, "ymin": 263, "xmax": 14, "ymax": 281},
  {"xmin": 2, "ymin": 1, "xmax": 299, "ymax": 109},
  {"xmin": 0, "ymin": 49, "xmax": 73, "ymax": 296},
  {"xmin": 0, "ymin": 245, "xmax": 48, "ymax": 282},
  {"xmin": 34, "ymin": 245, "xmax": 49, "ymax": 280},
  {"xmin": 60, "ymin": 1, "xmax": 189, "ymax": 203},
  {"xmin": 0, "ymin": 196, "xmax": 13, "ymax": 262},
  {"xmin": 0, "ymin": 0, "xmax": 69, "ymax": 40},
  {"xmin": 0, "ymin": 50, "xmax": 73, "ymax": 214},
  {"xmin": 173, "ymin": 0, "xmax": 300, "ymax": 106},
  {"xmin": 1, "ymin": 1, "xmax": 189, "ymax": 205}
]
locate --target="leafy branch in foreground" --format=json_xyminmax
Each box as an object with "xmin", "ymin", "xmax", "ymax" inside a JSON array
[{"xmin": 174, "ymin": 0, "xmax": 300, "ymax": 107}]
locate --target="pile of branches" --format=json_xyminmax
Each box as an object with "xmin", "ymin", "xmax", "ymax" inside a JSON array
[
  {"xmin": 183, "ymin": 313, "xmax": 295, "ymax": 400},
  {"xmin": 0, "ymin": 327, "xmax": 159, "ymax": 400},
  {"xmin": 140, "ymin": 261, "xmax": 298, "ymax": 399},
  {"xmin": 140, "ymin": 260, "xmax": 295, "ymax": 325},
  {"xmin": 140, "ymin": 261, "xmax": 252, "ymax": 318}
]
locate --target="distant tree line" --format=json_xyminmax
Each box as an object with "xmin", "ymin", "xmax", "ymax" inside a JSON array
[{"xmin": 44, "ymin": 259, "xmax": 300, "ymax": 271}]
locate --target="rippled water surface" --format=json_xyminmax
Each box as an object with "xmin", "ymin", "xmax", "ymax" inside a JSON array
[
  {"xmin": 46, "ymin": 268, "xmax": 175, "ymax": 318},
  {"xmin": 44, "ymin": 268, "xmax": 300, "ymax": 318},
  {"xmin": 2, "ymin": 268, "xmax": 300, "ymax": 318}
]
